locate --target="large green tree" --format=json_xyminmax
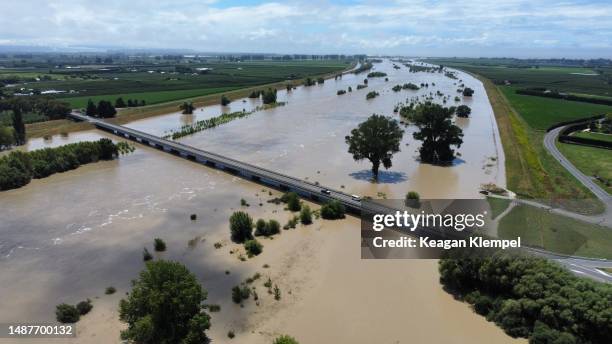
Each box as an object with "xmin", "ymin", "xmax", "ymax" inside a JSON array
[
  {"xmin": 345, "ymin": 114, "xmax": 404, "ymax": 180},
  {"xmin": 119, "ymin": 260, "xmax": 210, "ymax": 344},
  {"xmin": 410, "ymin": 102, "xmax": 463, "ymax": 164}
]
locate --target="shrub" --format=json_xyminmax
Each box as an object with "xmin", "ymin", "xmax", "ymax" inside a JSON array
[
  {"xmin": 273, "ymin": 335, "xmax": 299, "ymax": 344},
  {"xmin": 229, "ymin": 211, "xmax": 253, "ymax": 243},
  {"xmin": 300, "ymin": 205, "xmax": 312, "ymax": 225},
  {"xmin": 262, "ymin": 88, "xmax": 277, "ymax": 104},
  {"xmin": 228, "ymin": 330, "xmax": 235, "ymax": 339},
  {"xmin": 190, "ymin": 214, "xmax": 197, "ymax": 221},
  {"xmin": 206, "ymin": 304, "xmax": 221, "ymax": 312},
  {"xmin": 105, "ymin": 286, "xmax": 116, "ymax": 295},
  {"xmin": 337, "ymin": 89, "xmax": 346, "ymax": 95},
  {"xmin": 153, "ymin": 238, "xmax": 166, "ymax": 252},
  {"xmin": 366, "ymin": 91, "xmax": 379, "ymax": 100},
  {"xmin": 221, "ymin": 95, "xmax": 231, "ymax": 106},
  {"xmin": 282, "ymin": 192, "xmax": 301, "ymax": 211},
  {"xmin": 255, "ymin": 219, "xmax": 267, "ymax": 236},
  {"xmin": 244, "ymin": 239, "xmax": 263, "ymax": 257},
  {"xmin": 143, "ymin": 247, "xmax": 153, "ymax": 261},
  {"xmin": 76, "ymin": 299, "xmax": 93, "ymax": 315},
  {"xmin": 273, "ymin": 285, "xmax": 281, "ymax": 300},
  {"xmin": 405, "ymin": 191, "xmax": 420, "ymax": 208},
  {"xmin": 240, "ymin": 198, "xmax": 249, "ymax": 207},
  {"xmin": 56, "ymin": 304, "xmax": 80, "ymax": 323},
  {"xmin": 320, "ymin": 200, "xmax": 346, "ymax": 219},
  {"xmin": 267, "ymin": 220, "xmax": 281, "ymax": 235},
  {"xmin": 463, "ymin": 87, "xmax": 474, "ymax": 96}
]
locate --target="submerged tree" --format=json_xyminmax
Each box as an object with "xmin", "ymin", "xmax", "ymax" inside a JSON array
[
  {"xmin": 410, "ymin": 102, "xmax": 463, "ymax": 164},
  {"xmin": 179, "ymin": 102, "xmax": 195, "ymax": 114},
  {"xmin": 455, "ymin": 105, "xmax": 472, "ymax": 118},
  {"xmin": 119, "ymin": 260, "xmax": 210, "ymax": 344},
  {"xmin": 221, "ymin": 95, "xmax": 231, "ymax": 106},
  {"xmin": 345, "ymin": 114, "xmax": 404, "ymax": 180}
]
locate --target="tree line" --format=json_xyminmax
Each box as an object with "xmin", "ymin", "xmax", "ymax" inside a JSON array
[
  {"xmin": 0, "ymin": 138, "xmax": 130, "ymax": 191},
  {"xmin": 0, "ymin": 97, "xmax": 71, "ymax": 148},
  {"xmin": 439, "ymin": 249, "xmax": 611, "ymax": 344},
  {"xmin": 85, "ymin": 99, "xmax": 117, "ymax": 118}
]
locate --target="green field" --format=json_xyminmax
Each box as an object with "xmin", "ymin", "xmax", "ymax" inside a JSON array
[
  {"xmin": 3, "ymin": 60, "xmax": 352, "ymax": 108},
  {"xmin": 556, "ymin": 142, "xmax": 612, "ymax": 192},
  {"xmin": 486, "ymin": 197, "xmax": 511, "ymax": 219},
  {"xmin": 572, "ymin": 131, "xmax": 612, "ymax": 143},
  {"xmin": 498, "ymin": 203, "xmax": 612, "ymax": 259},
  {"xmin": 61, "ymin": 86, "xmax": 241, "ymax": 109},
  {"xmin": 499, "ymin": 86, "xmax": 612, "ymax": 130},
  {"xmin": 427, "ymin": 58, "xmax": 612, "ymax": 97}
]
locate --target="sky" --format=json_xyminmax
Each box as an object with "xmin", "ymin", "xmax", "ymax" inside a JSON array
[{"xmin": 1, "ymin": 0, "xmax": 611, "ymax": 58}]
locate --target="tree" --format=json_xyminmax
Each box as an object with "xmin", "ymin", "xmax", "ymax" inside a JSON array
[
  {"xmin": 115, "ymin": 97, "xmax": 127, "ymax": 108},
  {"xmin": 0, "ymin": 98, "xmax": 30, "ymax": 145},
  {"xmin": 97, "ymin": 100, "xmax": 117, "ymax": 118},
  {"xmin": 463, "ymin": 87, "xmax": 474, "ymax": 96},
  {"xmin": 221, "ymin": 95, "xmax": 231, "ymax": 106},
  {"xmin": 0, "ymin": 126, "xmax": 15, "ymax": 150},
  {"xmin": 273, "ymin": 335, "xmax": 299, "ymax": 344},
  {"xmin": 262, "ymin": 88, "xmax": 277, "ymax": 104},
  {"xmin": 229, "ymin": 211, "xmax": 253, "ymax": 243},
  {"xmin": 56, "ymin": 304, "xmax": 80, "ymax": 323},
  {"xmin": 86, "ymin": 99, "xmax": 98, "ymax": 117},
  {"xmin": 300, "ymin": 205, "xmax": 312, "ymax": 224},
  {"xmin": 345, "ymin": 114, "xmax": 404, "ymax": 180},
  {"xmin": 119, "ymin": 260, "xmax": 210, "ymax": 343},
  {"xmin": 410, "ymin": 102, "xmax": 463, "ymax": 164},
  {"xmin": 154, "ymin": 238, "xmax": 166, "ymax": 252},
  {"xmin": 179, "ymin": 102, "xmax": 194, "ymax": 114},
  {"xmin": 456, "ymin": 105, "xmax": 472, "ymax": 118}
]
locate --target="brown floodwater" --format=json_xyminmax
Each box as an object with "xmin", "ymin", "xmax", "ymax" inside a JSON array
[{"xmin": 0, "ymin": 59, "xmax": 516, "ymax": 343}]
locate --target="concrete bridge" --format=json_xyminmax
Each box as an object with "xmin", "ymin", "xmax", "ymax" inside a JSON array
[{"xmin": 68, "ymin": 112, "xmax": 367, "ymax": 213}]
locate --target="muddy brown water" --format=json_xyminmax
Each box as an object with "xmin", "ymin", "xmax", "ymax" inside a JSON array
[{"xmin": 0, "ymin": 59, "xmax": 515, "ymax": 343}]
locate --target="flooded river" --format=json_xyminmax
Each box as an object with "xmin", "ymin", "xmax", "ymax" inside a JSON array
[{"xmin": 0, "ymin": 60, "xmax": 518, "ymax": 343}]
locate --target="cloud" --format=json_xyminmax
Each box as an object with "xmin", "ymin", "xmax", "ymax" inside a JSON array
[{"xmin": 0, "ymin": 0, "xmax": 610, "ymax": 57}]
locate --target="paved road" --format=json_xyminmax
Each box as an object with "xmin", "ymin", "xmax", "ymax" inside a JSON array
[
  {"xmin": 69, "ymin": 112, "xmax": 612, "ymax": 283},
  {"xmin": 543, "ymin": 126, "xmax": 612, "ymax": 216}
]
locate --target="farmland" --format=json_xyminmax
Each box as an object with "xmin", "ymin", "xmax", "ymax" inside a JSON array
[
  {"xmin": 1, "ymin": 59, "xmax": 354, "ymax": 108},
  {"xmin": 435, "ymin": 58, "xmax": 611, "ymax": 213},
  {"xmin": 499, "ymin": 86, "xmax": 612, "ymax": 130}
]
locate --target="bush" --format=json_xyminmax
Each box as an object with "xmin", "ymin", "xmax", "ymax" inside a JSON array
[
  {"xmin": 266, "ymin": 220, "xmax": 281, "ymax": 236},
  {"xmin": 300, "ymin": 205, "xmax": 312, "ymax": 224},
  {"xmin": 221, "ymin": 95, "xmax": 231, "ymax": 106},
  {"xmin": 190, "ymin": 214, "xmax": 197, "ymax": 221},
  {"xmin": 76, "ymin": 299, "xmax": 93, "ymax": 315},
  {"xmin": 273, "ymin": 335, "xmax": 299, "ymax": 344},
  {"xmin": 320, "ymin": 200, "xmax": 345, "ymax": 219},
  {"xmin": 282, "ymin": 192, "xmax": 301, "ymax": 212},
  {"xmin": 229, "ymin": 211, "xmax": 253, "ymax": 243},
  {"xmin": 56, "ymin": 304, "xmax": 80, "ymax": 323},
  {"xmin": 337, "ymin": 89, "xmax": 347, "ymax": 95},
  {"xmin": 405, "ymin": 191, "xmax": 420, "ymax": 208},
  {"xmin": 153, "ymin": 238, "xmax": 166, "ymax": 252},
  {"xmin": 366, "ymin": 91, "xmax": 379, "ymax": 99},
  {"xmin": 262, "ymin": 88, "xmax": 277, "ymax": 104},
  {"xmin": 105, "ymin": 286, "xmax": 116, "ymax": 295},
  {"xmin": 232, "ymin": 285, "xmax": 251, "ymax": 303},
  {"xmin": 244, "ymin": 239, "xmax": 263, "ymax": 257},
  {"xmin": 228, "ymin": 330, "xmax": 235, "ymax": 339},
  {"xmin": 255, "ymin": 219, "xmax": 267, "ymax": 236},
  {"xmin": 463, "ymin": 87, "xmax": 474, "ymax": 96},
  {"xmin": 456, "ymin": 105, "xmax": 472, "ymax": 118},
  {"xmin": 143, "ymin": 247, "xmax": 153, "ymax": 261}
]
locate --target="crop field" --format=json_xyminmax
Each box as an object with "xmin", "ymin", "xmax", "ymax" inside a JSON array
[
  {"xmin": 428, "ymin": 58, "xmax": 612, "ymax": 97},
  {"xmin": 572, "ymin": 131, "xmax": 612, "ymax": 143},
  {"xmin": 2, "ymin": 60, "xmax": 352, "ymax": 108},
  {"xmin": 499, "ymin": 86, "xmax": 612, "ymax": 130}
]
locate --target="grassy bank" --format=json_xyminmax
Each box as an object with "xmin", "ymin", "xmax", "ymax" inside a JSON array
[
  {"xmin": 556, "ymin": 142, "xmax": 611, "ymax": 193},
  {"xmin": 477, "ymin": 76, "xmax": 604, "ymax": 214},
  {"xmin": 497, "ymin": 204, "xmax": 612, "ymax": 259}
]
